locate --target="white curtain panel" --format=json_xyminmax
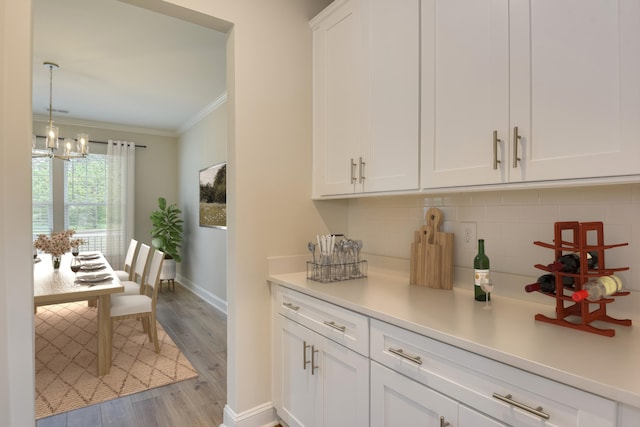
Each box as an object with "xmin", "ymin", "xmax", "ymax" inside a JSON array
[{"xmin": 106, "ymin": 140, "xmax": 135, "ymax": 268}]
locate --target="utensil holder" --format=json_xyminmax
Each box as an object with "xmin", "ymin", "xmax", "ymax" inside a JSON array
[{"xmin": 307, "ymin": 260, "xmax": 367, "ymax": 283}]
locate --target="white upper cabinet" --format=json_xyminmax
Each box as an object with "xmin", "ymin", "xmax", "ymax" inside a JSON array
[
  {"xmin": 311, "ymin": 0, "xmax": 420, "ymax": 197},
  {"xmin": 421, "ymin": 0, "xmax": 640, "ymax": 189}
]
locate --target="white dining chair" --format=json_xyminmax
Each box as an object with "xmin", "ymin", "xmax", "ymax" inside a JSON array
[
  {"xmin": 120, "ymin": 243, "xmax": 150, "ymax": 295},
  {"xmin": 110, "ymin": 249, "xmax": 165, "ymax": 353},
  {"xmin": 114, "ymin": 239, "xmax": 138, "ymax": 282}
]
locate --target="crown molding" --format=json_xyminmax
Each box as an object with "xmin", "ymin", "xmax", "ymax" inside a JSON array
[
  {"xmin": 178, "ymin": 91, "xmax": 227, "ymax": 135},
  {"xmin": 32, "ymin": 114, "xmax": 178, "ymax": 138}
]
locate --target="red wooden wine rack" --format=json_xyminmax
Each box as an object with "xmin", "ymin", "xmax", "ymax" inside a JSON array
[{"xmin": 532, "ymin": 221, "xmax": 631, "ymax": 337}]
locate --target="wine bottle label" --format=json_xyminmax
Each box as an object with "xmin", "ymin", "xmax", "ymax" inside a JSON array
[
  {"xmin": 474, "ymin": 269, "xmax": 490, "ymax": 287},
  {"xmin": 599, "ymin": 275, "xmax": 620, "ymax": 295}
]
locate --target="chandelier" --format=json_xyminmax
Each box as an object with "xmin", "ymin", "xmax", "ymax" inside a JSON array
[{"xmin": 32, "ymin": 61, "xmax": 89, "ymax": 160}]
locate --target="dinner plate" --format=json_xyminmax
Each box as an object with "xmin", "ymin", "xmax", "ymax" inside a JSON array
[
  {"xmin": 77, "ymin": 253, "xmax": 100, "ymax": 260},
  {"xmin": 76, "ymin": 273, "xmax": 112, "ymax": 283},
  {"xmin": 80, "ymin": 262, "xmax": 105, "ymax": 271}
]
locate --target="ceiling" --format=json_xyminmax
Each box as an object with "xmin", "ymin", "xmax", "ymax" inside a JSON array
[{"xmin": 32, "ymin": 0, "xmax": 228, "ymax": 134}]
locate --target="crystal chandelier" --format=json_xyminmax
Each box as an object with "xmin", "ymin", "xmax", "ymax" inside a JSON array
[{"xmin": 32, "ymin": 62, "xmax": 89, "ymax": 159}]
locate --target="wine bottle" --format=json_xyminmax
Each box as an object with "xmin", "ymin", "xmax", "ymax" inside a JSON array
[
  {"xmin": 548, "ymin": 252, "xmax": 598, "ymax": 273},
  {"xmin": 474, "ymin": 239, "xmax": 490, "ymax": 301},
  {"xmin": 524, "ymin": 274, "xmax": 574, "ymax": 294},
  {"xmin": 572, "ymin": 275, "xmax": 622, "ymax": 302}
]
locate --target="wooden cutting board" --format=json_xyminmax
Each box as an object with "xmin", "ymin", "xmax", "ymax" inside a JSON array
[{"xmin": 410, "ymin": 207, "xmax": 454, "ymax": 289}]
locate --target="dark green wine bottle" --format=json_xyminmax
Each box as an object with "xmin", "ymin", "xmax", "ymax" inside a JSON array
[{"xmin": 474, "ymin": 239, "xmax": 490, "ymax": 301}]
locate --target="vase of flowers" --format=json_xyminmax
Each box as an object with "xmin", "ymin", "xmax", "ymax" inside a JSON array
[{"xmin": 34, "ymin": 230, "xmax": 85, "ymax": 270}]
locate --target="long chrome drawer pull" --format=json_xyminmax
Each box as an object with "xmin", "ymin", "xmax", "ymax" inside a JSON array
[
  {"xmin": 492, "ymin": 393, "xmax": 550, "ymax": 420},
  {"xmin": 440, "ymin": 416, "xmax": 450, "ymax": 427},
  {"xmin": 311, "ymin": 345, "xmax": 319, "ymax": 375},
  {"xmin": 388, "ymin": 347, "xmax": 422, "ymax": 365},
  {"xmin": 492, "ymin": 130, "xmax": 501, "ymax": 170},
  {"xmin": 512, "ymin": 126, "xmax": 522, "ymax": 168},
  {"xmin": 303, "ymin": 341, "xmax": 310, "ymax": 370},
  {"xmin": 283, "ymin": 302, "xmax": 299, "ymax": 311},
  {"xmin": 323, "ymin": 320, "xmax": 346, "ymax": 332}
]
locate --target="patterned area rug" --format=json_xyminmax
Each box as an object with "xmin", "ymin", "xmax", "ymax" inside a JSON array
[{"xmin": 35, "ymin": 301, "xmax": 198, "ymax": 419}]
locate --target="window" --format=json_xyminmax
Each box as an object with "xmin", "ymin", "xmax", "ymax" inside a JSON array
[
  {"xmin": 32, "ymin": 154, "xmax": 108, "ymax": 253},
  {"xmin": 32, "ymin": 157, "xmax": 53, "ymax": 237},
  {"xmin": 64, "ymin": 154, "xmax": 108, "ymax": 252}
]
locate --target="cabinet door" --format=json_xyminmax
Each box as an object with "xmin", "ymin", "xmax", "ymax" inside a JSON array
[
  {"xmin": 421, "ymin": 0, "xmax": 510, "ymax": 188},
  {"xmin": 312, "ymin": 0, "xmax": 362, "ymax": 196},
  {"xmin": 511, "ymin": 0, "xmax": 640, "ymax": 181},
  {"xmin": 371, "ymin": 361, "xmax": 458, "ymax": 427},
  {"xmin": 459, "ymin": 405, "xmax": 507, "ymax": 427},
  {"xmin": 315, "ymin": 334, "xmax": 369, "ymax": 427},
  {"xmin": 361, "ymin": 0, "xmax": 420, "ymax": 193},
  {"xmin": 275, "ymin": 315, "xmax": 317, "ymax": 427}
]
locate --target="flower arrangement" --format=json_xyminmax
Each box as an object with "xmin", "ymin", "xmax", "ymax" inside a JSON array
[{"xmin": 34, "ymin": 230, "xmax": 85, "ymax": 257}]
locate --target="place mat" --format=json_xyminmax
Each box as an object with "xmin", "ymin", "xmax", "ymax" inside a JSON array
[{"xmin": 35, "ymin": 301, "xmax": 198, "ymax": 419}]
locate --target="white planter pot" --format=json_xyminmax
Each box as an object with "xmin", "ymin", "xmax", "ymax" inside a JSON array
[{"xmin": 159, "ymin": 257, "xmax": 176, "ymax": 281}]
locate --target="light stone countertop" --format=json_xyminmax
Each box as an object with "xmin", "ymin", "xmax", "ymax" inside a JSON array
[{"xmin": 268, "ymin": 268, "xmax": 640, "ymax": 409}]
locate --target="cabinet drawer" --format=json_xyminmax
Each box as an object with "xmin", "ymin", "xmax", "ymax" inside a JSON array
[
  {"xmin": 371, "ymin": 319, "xmax": 616, "ymax": 427},
  {"xmin": 275, "ymin": 286, "xmax": 368, "ymax": 356}
]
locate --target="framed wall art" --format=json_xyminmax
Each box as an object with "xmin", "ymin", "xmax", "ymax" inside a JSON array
[{"xmin": 199, "ymin": 162, "xmax": 226, "ymax": 228}]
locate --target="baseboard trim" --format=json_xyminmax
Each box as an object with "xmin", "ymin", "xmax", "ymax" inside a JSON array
[
  {"xmin": 175, "ymin": 274, "xmax": 228, "ymax": 315},
  {"xmin": 221, "ymin": 402, "xmax": 279, "ymax": 427}
]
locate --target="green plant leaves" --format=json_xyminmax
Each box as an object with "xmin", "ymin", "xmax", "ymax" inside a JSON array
[{"xmin": 149, "ymin": 197, "xmax": 183, "ymax": 262}]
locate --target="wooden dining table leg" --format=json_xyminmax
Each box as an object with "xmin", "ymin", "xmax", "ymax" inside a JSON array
[{"xmin": 97, "ymin": 294, "xmax": 112, "ymax": 376}]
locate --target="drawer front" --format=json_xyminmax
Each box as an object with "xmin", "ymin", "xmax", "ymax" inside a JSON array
[
  {"xmin": 371, "ymin": 319, "xmax": 616, "ymax": 427},
  {"xmin": 275, "ymin": 286, "xmax": 368, "ymax": 356}
]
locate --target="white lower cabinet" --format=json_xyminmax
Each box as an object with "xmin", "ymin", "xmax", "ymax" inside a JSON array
[
  {"xmin": 273, "ymin": 288, "xmax": 369, "ymax": 427},
  {"xmin": 371, "ymin": 319, "xmax": 617, "ymax": 427},
  {"xmin": 272, "ymin": 285, "xmax": 622, "ymax": 427},
  {"xmin": 372, "ymin": 361, "xmax": 506, "ymax": 427}
]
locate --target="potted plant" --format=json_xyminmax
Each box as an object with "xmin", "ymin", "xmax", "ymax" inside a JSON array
[{"xmin": 150, "ymin": 197, "xmax": 184, "ymax": 282}]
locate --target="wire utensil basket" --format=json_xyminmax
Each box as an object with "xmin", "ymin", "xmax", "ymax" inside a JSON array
[{"xmin": 307, "ymin": 260, "xmax": 368, "ymax": 283}]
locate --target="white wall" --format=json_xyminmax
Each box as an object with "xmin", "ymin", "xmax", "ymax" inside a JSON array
[
  {"xmin": 348, "ymin": 184, "xmax": 640, "ymax": 293},
  {"xmin": 0, "ymin": 0, "xmax": 36, "ymax": 425},
  {"xmin": 177, "ymin": 97, "xmax": 228, "ymax": 313},
  {"xmin": 126, "ymin": 0, "xmax": 336, "ymax": 424}
]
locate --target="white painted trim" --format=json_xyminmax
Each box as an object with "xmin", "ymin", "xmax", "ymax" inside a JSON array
[
  {"xmin": 221, "ymin": 403, "xmax": 278, "ymax": 427},
  {"xmin": 176, "ymin": 274, "xmax": 228, "ymax": 315},
  {"xmin": 32, "ymin": 115, "xmax": 178, "ymax": 138},
  {"xmin": 178, "ymin": 91, "xmax": 228, "ymax": 134}
]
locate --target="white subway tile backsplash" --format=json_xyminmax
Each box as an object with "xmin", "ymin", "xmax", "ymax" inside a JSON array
[
  {"xmin": 539, "ymin": 187, "xmax": 583, "ymax": 204},
  {"xmin": 486, "ymin": 205, "xmax": 522, "ymax": 222},
  {"xmin": 558, "ymin": 204, "xmax": 607, "ymax": 222},
  {"xmin": 470, "ymin": 191, "xmax": 503, "ymax": 205},
  {"xmin": 579, "ymin": 184, "xmax": 633, "ymax": 203},
  {"xmin": 457, "ymin": 205, "xmax": 487, "ymax": 222},
  {"xmin": 502, "ymin": 189, "xmax": 540, "ymax": 205},
  {"xmin": 347, "ymin": 184, "xmax": 640, "ymax": 292}
]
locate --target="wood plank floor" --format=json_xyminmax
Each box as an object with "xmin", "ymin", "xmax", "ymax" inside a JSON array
[{"xmin": 37, "ymin": 283, "xmax": 227, "ymax": 427}]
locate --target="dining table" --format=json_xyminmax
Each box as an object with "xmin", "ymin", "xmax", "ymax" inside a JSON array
[{"xmin": 34, "ymin": 252, "xmax": 124, "ymax": 376}]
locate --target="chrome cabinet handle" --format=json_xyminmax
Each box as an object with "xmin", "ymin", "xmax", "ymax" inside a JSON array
[
  {"xmin": 440, "ymin": 416, "xmax": 450, "ymax": 427},
  {"xmin": 323, "ymin": 320, "xmax": 346, "ymax": 332},
  {"xmin": 388, "ymin": 347, "xmax": 422, "ymax": 365},
  {"xmin": 283, "ymin": 302, "xmax": 299, "ymax": 311},
  {"xmin": 493, "ymin": 130, "xmax": 502, "ymax": 170},
  {"xmin": 303, "ymin": 341, "xmax": 310, "ymax": 370},
  {"xmin": 350, "ymin": 158, "xmax": 357, "ymax": 184},
  {"xmin": 512, "ymin": 126, "xmax": 522, "ymax": 168},
  {"xmin": 358, "ymin": 157, "xmax": 366, "ymax": 183},
  {"xmin": 492, "ymin": 392, "xmax": 550, "ymax": 420},
  {"xmin": 311, "ymin": 345, "xmax": 319, "ymax": 375}
]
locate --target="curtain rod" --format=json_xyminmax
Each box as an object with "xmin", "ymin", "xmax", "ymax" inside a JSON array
[{"xmin": 34, "ymin": 135, "xmax": 147, "ymax": 149}]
